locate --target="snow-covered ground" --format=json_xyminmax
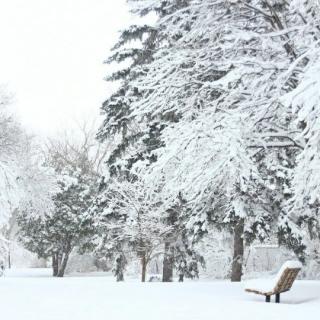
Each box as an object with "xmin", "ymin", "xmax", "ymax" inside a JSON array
[{"xmin": 0, "ymin": 269, "xmax": 319, "ymax": 320}]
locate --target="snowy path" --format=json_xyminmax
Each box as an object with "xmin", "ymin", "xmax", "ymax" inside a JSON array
[{"xmin": 0, "ymin": 269, "xmax": 319, "ymax": 320}]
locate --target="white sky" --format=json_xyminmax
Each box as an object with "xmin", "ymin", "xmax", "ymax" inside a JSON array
[{"xmin": 0, "ymin": 0, "xmax": 133, "ymax": 135}]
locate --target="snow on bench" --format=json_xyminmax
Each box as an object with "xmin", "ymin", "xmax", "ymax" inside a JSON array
[{"xmin": 244, "ymin": 260, "xmax": 302, "ymax": 303}]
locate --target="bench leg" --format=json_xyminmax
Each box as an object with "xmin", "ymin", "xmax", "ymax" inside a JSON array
[
  {"xmin": 275, "ymin": 293, "xmax": 280, "ymax": 303},
  {"xmin": 266, "ymin": 295, "xmax": 271, "ymax": 303}
]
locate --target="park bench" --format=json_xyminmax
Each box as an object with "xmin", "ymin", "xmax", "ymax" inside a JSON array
[{"xmin": 244, "ymin": 260, "xmax": 302, "ymax": 303}]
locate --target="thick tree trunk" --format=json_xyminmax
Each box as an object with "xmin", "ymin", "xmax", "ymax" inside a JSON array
[
  {"xmin": 231, "ymin": 218, "xmax": 245, "ymax": 282},
  {"xmin": 57, "ymin": 251, "xmax": 71, "ymax": 278},
  {"xmin": 162, "ymin": 242, "xmax": 174, "ymax": 282},
  {"xmin": 178, "ymin": 274, "xmax": 184, "ymax": 282},
  {"xmin": 114, "ymin": 254, "xmax": 126, "ymax": 282},
  {"xmin": 141, "ymin": 254, "xmax": 147, "ymax": 282},
  {"xmin": 116, "ymin": 272, "xmax": 124, "ymax": 282},
  {"xmin": 52, "ymin": 254, "xmax": 59, "ymax": 277}
]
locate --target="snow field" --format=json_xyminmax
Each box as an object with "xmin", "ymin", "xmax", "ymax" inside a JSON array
[{"xmin": 0, "ymin": 269, "xmax": 319, "ymax": 320}]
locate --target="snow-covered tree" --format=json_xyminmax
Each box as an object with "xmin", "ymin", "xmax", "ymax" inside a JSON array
[
  {"xmin": 96, "ymin": 0, "xmax": 320, "ymax": 281},
  {"xmin": 18, "ymin": 127, "xmax": 105, "ymax": 277},
  {"xmin": 280, "ymin": 0, "xmax": 320, "ymax": 262},
  {"xmin": 0, "ymin": 88, "xmax": 57, "ymax": 265},
  {"xmin": 118, "ymin": 0, "xmax": 320, "ymax": 280},
  {"xmin": 0, "ymin": 89, "xmax": 28, "ymax": 227},
  {"xmin": 91, "ymin": 177, "xmax": 171, "ymax": 282},
  {"xmin": 97, "ymin": 0, "xmax": 210, "ymax": 282}
]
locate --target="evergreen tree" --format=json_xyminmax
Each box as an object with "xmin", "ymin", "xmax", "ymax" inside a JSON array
[
  {"xmin": 95, "ymin": 0, "xmax": 320, "ymax": 281},
  {"xmin": 18, "ymin": 160, "xmax": 97, "ymax": 277},
  {"xmin": 18, "ymin": 131, "xmax": 103, "ymax": 277},
  {"xmin": 95, "ymin": 0, "xmax": 197, "ymax": 281},
  {"xmin": 119, "ymin": 0, "xmax": 317, "ymax": 280}
]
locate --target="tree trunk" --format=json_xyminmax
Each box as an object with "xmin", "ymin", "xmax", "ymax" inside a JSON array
[
  {"xmin": 231, "ymin": 218, "xmax": 245, "ymax": 282},
  {"xmin": 57, "ymin": 251, "xmax": 71, "ymax": 277},
  {"xmin": 114, "ymin": 254, "xmax": 126, "ymax": 281},
  {"xmin": 8, "ymin": 250, "xmax": 11, "ymax": 269},
  {"xmin": 52, "ymin": 253, "xmax": 59, "ymax": 277},
  {"xmin": 162, "ymin": 242, "xmax": 174, "ymax": 282},
  {"xmin": 116, "ymin": 271, "xmax": 124, "ymax": 282},
  {"xmin": 141, "ymin": 254, "xmax": 147, "ymax": 282}
]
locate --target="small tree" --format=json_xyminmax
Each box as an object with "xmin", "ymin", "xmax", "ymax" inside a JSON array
[
  {"xmin": 91, "ymin": 177, "xmax": 171, "ymax": 282},
  {"xmin": 18, "ymin": 162, "xmax": 97, "ymax": 277},
  {"xmin": 18, "ymin": 126, "xmax": 105, "ymax": 277}
]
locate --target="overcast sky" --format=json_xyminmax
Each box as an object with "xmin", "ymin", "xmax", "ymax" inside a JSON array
[{"xmin": 0, "ymin": 0, "xmax": 133, "ymax": 135}]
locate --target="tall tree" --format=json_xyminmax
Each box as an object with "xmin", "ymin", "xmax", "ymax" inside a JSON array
[
  {"xmin": 96, "ymin": 0, "xmax": 320, "ymax": 281},
  {"xmin": 95, "ymin": 0, "xmax": 196, "ymax": 281},
  {"xmin": 122, "ymin": 0, "xmax": 317, "ymax": 280}
]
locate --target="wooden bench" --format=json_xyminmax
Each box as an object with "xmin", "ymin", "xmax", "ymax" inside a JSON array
[{"xmin": 245, "ymin": 261, "xmax": 302, "ymax": 303}]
